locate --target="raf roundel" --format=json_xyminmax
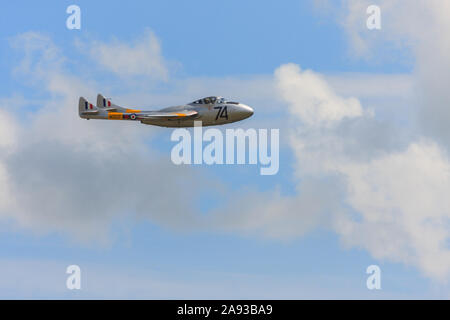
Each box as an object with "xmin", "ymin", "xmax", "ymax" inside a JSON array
[{"xmin": 130, "ymin": 113, "xmax": 137, "ymax": 120}]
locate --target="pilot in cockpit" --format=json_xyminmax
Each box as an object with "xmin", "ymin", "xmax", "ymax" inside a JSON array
[
  {"xmin": 191, "ymin": 96, "xmax": 225, "ymax": 105},
  {"xmin": 203, "ymin": 97, "xmax": 211, "ymax": 104}
]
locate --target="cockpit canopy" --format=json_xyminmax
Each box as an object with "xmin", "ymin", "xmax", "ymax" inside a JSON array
[{"xmin": 190, "ymin": 96, "xmax": 234, "ymax": 105}]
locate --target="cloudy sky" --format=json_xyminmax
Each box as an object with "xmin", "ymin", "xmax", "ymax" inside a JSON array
[{"xmin": 0, "ymin": 0, "xmax": 449, "ymax": 298}]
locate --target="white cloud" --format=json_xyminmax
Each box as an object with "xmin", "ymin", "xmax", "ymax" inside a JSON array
[
  {"xmin": 324, "ymin": 73, "xmax": 414, "ymax": 101},
  {"xmin": 0, "ymin": 108, "xmax": 18, "ymax": 213},
  {"xmin": 5, "ymin": 24, "xmax": 450, "ymax": 285},
  {"xmin": 11, "ymin": 32, "xmax": 65, "ymax": 78},
  {"xmin": 272, "ymin": 62, "xmax": 450, "ymax": 281},
  {"xmin": 274, "ymin": 0, "xmax": 450, "ymax": 281},
  {"xmin": 88, "ymin": 29, "xmax": 169, "ymax": 80},
  {"xmin": 0, "ymin": 109, "xmax": 17, "ymax": 151},
  {"xmin": 316, "ymin": 0, "xmax": 450, "ymax": 148},
  {"xmin": 0, "ymin": 32, "xmax": 210, "ymax": 242},
  {"xmin": 336, "ymin": 140, "xmax": 450, "ymax": 280},
  {"xmin": 275, "ymin": 64, "xmax": 363, "ymax": 127},
  {"xmin": 2, "ymin": 31, "xmax": 291, "ymax": 244},
  {"xmin": 209, "ymin": 61, "xmax": 450, "ymax": 282}
]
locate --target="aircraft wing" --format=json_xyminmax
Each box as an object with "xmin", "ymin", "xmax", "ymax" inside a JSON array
[
  {"xmin": 138, "ymin": 110, "xmax": 198, "ymax": 120},
  {"xmin": 82, "ymin": 109, "xmax": 99, "ymax": 114}
]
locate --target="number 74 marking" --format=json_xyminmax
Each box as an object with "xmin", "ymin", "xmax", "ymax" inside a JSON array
[{"xmin": 214, "ymin": 106, "xmax": 228, "ymax": 120}]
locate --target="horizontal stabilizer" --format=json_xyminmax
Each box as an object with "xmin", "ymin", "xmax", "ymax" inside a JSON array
[{"xmin": 83, "ymin": 110, "xmax": 99, "ymax": 114}]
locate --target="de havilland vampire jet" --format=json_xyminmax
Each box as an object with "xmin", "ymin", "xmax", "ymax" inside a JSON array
[{"xmin": 79, "ymin": 94, "xmax": 254, "ymax": 127}]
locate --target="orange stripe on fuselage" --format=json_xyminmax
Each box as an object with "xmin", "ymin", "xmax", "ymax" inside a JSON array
[
  {"xmin": 107, "ymin": 112, "xmax": 123, "ymax": 120},
  {"xmin": 126, "ymin": 109, "xmax": 141, "ymax": 113}
]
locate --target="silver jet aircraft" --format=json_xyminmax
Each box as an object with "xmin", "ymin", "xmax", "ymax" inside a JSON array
[{"xmin": 79, "ymin": 94, "xmax": 254, "ymax": 127}]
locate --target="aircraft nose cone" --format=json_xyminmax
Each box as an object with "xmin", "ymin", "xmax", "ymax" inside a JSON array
[{"xmin": 238, "ymin": 104, "xmax": 254, "ymax": 119}]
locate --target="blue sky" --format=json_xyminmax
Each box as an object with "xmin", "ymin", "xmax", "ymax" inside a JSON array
[{"xmin": 0, "ymin": 1, "xmax": 449, "ymax": 299}]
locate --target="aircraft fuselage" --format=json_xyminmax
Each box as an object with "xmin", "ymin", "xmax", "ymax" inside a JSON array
[{"xmin": 79, "ymin": 95, "xmax": 254, "ymax": 128}]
